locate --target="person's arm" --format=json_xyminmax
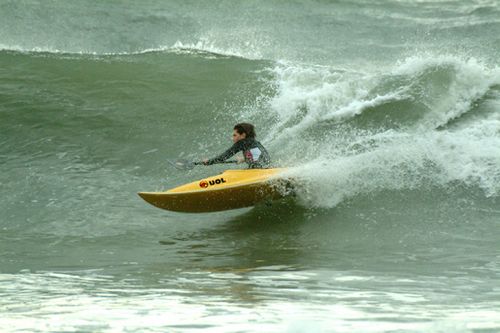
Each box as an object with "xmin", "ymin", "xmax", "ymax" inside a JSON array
[{"xmin": 204, "ymin": 141, "xmax": 242, "ymax": 165}]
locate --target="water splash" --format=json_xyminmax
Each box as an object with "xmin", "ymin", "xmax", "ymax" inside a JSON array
[{"xmin": 251, "ymin": 54, "xmax": 500, "ymax": 208}]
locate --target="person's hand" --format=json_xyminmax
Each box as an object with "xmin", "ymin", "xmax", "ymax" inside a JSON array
[{"xmin": 202, "ymin": 158, "xmax": 209, "ymax": 165}]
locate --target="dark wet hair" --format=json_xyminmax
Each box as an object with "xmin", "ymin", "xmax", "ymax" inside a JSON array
[{"xmin": 234, "ymin": 123, "xmax": 256, "ymax": 139}]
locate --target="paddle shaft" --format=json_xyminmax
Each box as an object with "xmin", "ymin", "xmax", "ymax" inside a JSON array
[
  {"xmin": 194, "ymin": 160, "xmax": 238, "ymax": 166},
  {"xmin": 168, "ymin": 159, "xmax": 239, "ymax": 171}
]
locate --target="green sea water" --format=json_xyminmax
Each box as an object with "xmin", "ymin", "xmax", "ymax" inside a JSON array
[{"xmin": 1, "ymin": 1, "xmax": 500, "ymax": 332}]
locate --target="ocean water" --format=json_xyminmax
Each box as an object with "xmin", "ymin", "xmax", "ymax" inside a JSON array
[{"xmin": 1, "ymin": 1, "xmax": 500, "ymax": 332}]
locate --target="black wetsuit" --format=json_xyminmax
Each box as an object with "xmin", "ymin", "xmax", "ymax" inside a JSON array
[{"xmin": 206, "ymin": 138, "xmax": 271, "ymax": 169}]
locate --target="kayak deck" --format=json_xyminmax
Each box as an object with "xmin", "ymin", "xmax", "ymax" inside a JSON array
[{"xmin": 138, "ymin": 168, "xmax": 288, "ymax": 213}]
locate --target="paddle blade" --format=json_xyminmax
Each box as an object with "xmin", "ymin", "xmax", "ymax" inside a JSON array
[{"xmin": 168, "ymin": 159, "xmax": 196, "ymax": 171}]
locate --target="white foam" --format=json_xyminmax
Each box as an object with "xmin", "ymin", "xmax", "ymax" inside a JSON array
[
  {"xmin": 392, "ymin": 55, "xmax": 500, "ymax": 128},
  {"xmin": 254, "ymin": 54, "xmax": 500, "ymax": 207},
  {"xmin": 2, "ymin": 272, "xmax": 499, "ymax": 333},
  {"xmin": 282, "ymin": 124, "xmax": 500, "ymax": 208}
]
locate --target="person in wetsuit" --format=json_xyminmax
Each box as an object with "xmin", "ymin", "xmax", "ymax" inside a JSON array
[{"xmin": 203, "ymin": 123, "xmax": 271, "ymax": 169}]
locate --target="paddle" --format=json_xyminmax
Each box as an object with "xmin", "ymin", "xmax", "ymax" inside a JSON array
[{"xmin": 168, "ymin": 159, "xmax": 238, "ymax": 171}]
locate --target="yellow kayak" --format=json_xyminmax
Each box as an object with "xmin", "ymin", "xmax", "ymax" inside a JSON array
[{"xmin": 138, "ymin": 168, "xmax": 289, "ymax": 213}]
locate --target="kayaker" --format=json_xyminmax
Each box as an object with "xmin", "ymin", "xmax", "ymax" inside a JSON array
[{"xmin": 203, "ymin": 123, "xmax": 271, "ymax": 169}]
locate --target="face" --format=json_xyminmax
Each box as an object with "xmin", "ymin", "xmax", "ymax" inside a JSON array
[{"xmin": 232, "ymin": 129, "xmax": 246, "ymax": 143}]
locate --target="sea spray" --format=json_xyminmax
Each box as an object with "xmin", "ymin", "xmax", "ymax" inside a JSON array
[{"xmin": 251, "ymin": 54, "xmax": 500, "ymax": 208}]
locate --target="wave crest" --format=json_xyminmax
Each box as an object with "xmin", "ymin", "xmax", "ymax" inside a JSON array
[{"xmin": 0, "ymin": 38, "xmax": 263, "ymax": 60}]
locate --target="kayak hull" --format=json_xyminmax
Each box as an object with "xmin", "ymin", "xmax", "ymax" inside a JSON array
[{"xmin": 138, "ymin": 168, "xmax": 289, "ymax": 213}]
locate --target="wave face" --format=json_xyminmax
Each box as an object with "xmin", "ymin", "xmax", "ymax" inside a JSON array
[{"xmin": 1, "ymin": 1, "xmax": 500, "ymax": 332}]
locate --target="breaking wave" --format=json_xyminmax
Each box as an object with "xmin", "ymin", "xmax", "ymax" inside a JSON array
[{"xmin": 252, "ymin": 54, "xmax": 500, "ymax": 208}]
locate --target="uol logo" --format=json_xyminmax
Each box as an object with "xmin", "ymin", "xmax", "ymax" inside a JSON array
[{"xmin": 199, "ymin": 178, "xmax": 226, "ymax": 188}]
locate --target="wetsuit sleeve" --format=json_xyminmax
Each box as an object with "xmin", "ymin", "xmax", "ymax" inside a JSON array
[{"xmin": 205, "ymin": 141, "xmax": 243, "ymax": 165}]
